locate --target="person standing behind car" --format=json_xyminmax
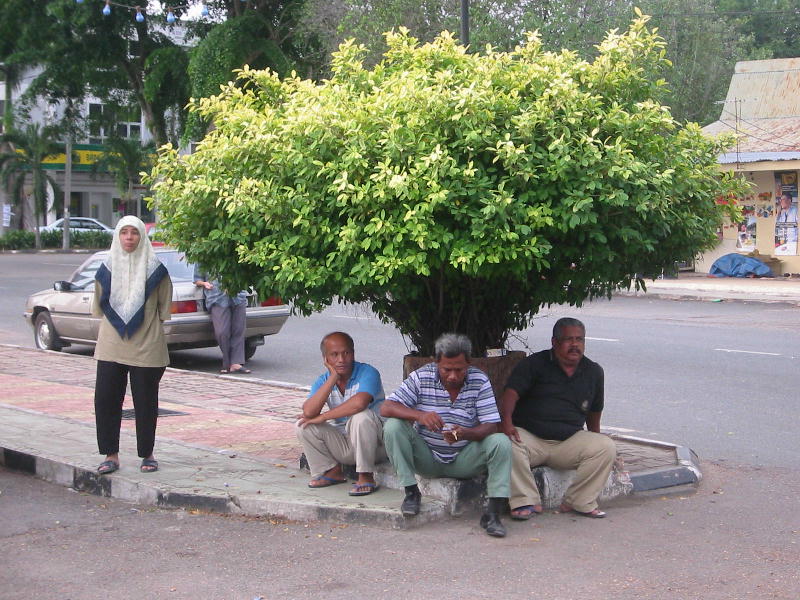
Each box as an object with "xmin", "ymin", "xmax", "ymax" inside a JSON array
[
  {"xmin": 93, "ymin": 216, "xmax": 172, "ymax": 475},
  {"xmin": 192, "ymin": 267, "xmax": 250, "ymax": 374}
]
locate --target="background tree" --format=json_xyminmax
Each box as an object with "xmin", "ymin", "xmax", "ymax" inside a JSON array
[
  {"xmin": 0, "ymin": 124, "xmax": 64, "ymax": 247},
  {"xmin": 27, "ymin": 0, "xmax": 192, "ymax": 148},
  {"xmin": 299, "ymin": 0, "xmax": 795, "ymax": 125},
  {"xmin": 147, "ymin": 16, "xmax": 746, "ymax": 355},
  {"xmin": 89, "ymin": 136, "xmax": 155, "ymax": 218}
]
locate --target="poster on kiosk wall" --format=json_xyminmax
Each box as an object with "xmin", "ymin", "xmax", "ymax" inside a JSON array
[{"xmin": 774, "ymin": 171, "xmax": 798, "ymax": 256}]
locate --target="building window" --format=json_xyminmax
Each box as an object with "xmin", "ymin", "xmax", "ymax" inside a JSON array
[{"xmin": 88, "ymin": 103, "xmax": 142, "ymax": 144}]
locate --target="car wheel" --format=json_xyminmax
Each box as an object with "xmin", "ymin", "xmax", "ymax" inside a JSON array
[
  {"xmin": 244, "ymin": 338, "xmax": 259, "ymax": 361},
  {"xmin": 34, "ymin": 311, "xmax": 63, "ymax": 351}
]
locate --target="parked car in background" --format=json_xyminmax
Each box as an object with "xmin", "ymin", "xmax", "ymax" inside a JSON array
[
  {"xmin": 24, "ymin": 248, "xmax": 289, "ymax": 359},
  {"xmin": 39, "ymin": 217, "xmax": 113, "ymax": 233},
  {"xmin": 144, "ymin": 222, "xmax": 165, "ymax": 246}
]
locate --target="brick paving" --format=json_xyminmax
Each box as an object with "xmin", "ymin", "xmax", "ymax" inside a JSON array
[{"xmin": 0, "ymin": 345, "xmax": 306, "ymax": 464}]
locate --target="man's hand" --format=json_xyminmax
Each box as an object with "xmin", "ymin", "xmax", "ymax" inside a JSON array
[
  {"xmin": 296, "ymin": 414, "xmax": 327, "ymax": 429},
  {"xmin": 323, "ymin": 356, "xmax": 340, "ymax": 383},
  {"xmin": 442, "ymin": 425, "xmax": 466, "ymax": 445},
  {"xmin": 416, "ymin": 411, "xmax": 444, "ymax": 431},
  {"xmin": 196, "ymin": 281, "xmax": 213, "ymax": 290},
  {"xmin": 500, "ymin": 420, "xmax": 521, "ymax": 443}
]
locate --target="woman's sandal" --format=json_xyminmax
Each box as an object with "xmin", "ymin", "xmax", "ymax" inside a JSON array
[
  {"xmin": 97, "ymin": 460, "xmax": 119, "ymax": 475},
  {"xmin": 140, "ymin": 458, "xmax": 159, "ymax": 473}
]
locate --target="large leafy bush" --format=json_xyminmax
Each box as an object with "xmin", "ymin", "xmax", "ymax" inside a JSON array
[{"xmin": 148, "ymin": 15, "xmax": 743, "ymax": 355}]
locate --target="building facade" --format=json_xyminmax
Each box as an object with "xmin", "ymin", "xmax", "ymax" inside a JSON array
[
  {"xmin": 701, "ymin": 58, "xmax": 800, "ymax": 276},
  {"xmin": 1, "ymin": 67, "xmax": 157, "ymax": 232}
]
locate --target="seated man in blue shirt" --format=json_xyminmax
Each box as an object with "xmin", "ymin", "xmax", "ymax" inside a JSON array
[
  {"xmin": 297, "ymin": 331, "xmax": 386, "ymax": 496},
  {"xmin": 381, "ymin": 333, "xmax": 512, "ymax": 538}
]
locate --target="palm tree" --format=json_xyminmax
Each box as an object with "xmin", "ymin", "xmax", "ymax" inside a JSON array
[
  {"xmin": 90, "ymin": 135, "xmax": 154, "ymax": 218},
  {"xmin": 0, "ymin": 123, "xmax": 64, "ymax": 248}
]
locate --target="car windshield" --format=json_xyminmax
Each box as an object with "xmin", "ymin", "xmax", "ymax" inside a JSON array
[{"xmin": 70, "ymin": 258, "xmax": 103, "ymax": 289}]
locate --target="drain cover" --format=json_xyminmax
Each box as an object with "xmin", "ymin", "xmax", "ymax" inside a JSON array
[{"xmin": 121, "ymin": 408, "xmax": 189, "ymax": 420}]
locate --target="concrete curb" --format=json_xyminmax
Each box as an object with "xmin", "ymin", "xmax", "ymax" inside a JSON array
[
  {"xmin": 612, "ymin": 434, "xmax": 702, "ymax": 492},
  {"xmin": 0, "ymin": 405, "xmax": 449, "ymax": 530},
  {"xmin": 0, "ymin": 444, "xmax": 448, "ymax": 530}
]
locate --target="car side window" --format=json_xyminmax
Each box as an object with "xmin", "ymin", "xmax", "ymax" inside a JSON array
[{"xmin": 70, "ymin": 258, "xmax": 103, "ymax": 290}]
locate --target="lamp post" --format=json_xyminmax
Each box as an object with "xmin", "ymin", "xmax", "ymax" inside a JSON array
[{"xmin": 460, "ymin": 0, "xmax": 469, "ymax": 47}]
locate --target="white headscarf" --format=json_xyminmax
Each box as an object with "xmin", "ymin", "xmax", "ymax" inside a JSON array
[{"xmin": 98, "ymin": 216, "xmax": 166, "ymax": 337}]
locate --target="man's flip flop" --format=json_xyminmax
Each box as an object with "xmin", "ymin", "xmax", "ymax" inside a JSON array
[
  {"xmin": 140, "ymin": 458, "xmax": 159, "ymax": 473},
  {"xmin": 97, "ymin": 460, "xmax": 119, "ymax": 475},
  {"xmin": 348, "ymin": 482, "xmax": 379, "ymax": 496},
  {"xmin": 510, "ymin": 505, "xmax": 542, "ymax": 521},
  {"xmin": 230, "ymin": 368, "xmax": 252, "ymax": 374},
  {"xmin": 573, "ymin": 509, "xmax": 606, "ymax": 519},
  {"xmin": 308, "ymin": 475, "xmax": 347, "ymax": 488},
  {"xmin": 560, "ymin": 504, "xmax": 606, "ymax": 518}
]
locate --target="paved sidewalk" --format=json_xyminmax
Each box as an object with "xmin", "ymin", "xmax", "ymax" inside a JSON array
[
  {"xmin": 618, "ymin": 271, "xmax": 800, "ymax": 305},
  {"xmin": 0, "ymin": 345, "xmax": 701, "ymax": 528}
]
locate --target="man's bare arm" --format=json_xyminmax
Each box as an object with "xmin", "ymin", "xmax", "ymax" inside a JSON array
[
  {"xmin": 301, "ymin": 374, "xmax": 338, "ymax": 419},
  {"xmin": 586, "ymin": 411, "xmax": 602, "ymax": 433},
  {"xmin": 498, "ymin": 388, "xmax": 521, "ymax": 442},
  {"xmin": 313, "ymin": 392, "xmax": 372, "ymax": 422}
]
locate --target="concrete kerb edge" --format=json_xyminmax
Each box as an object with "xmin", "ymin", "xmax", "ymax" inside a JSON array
[
  {"xmin": 610, "ymin": 433, "xmax": 703, "ymax": 492},
  {"xmin": 0, "ymin": 444, "xmax": 441, "ymax": 529}
]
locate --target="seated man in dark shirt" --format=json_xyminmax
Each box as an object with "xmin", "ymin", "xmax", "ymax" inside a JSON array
[{"xmin": 499, "ymin": 317, "xmax": 616, "ymax": 519}]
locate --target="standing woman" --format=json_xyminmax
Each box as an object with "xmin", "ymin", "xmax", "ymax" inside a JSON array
[{"xmin": 93, "ymin": 216, "xmax": 173, "ymax": 474}]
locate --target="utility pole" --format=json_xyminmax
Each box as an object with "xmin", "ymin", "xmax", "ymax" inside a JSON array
[{"xmin": 461, "ymin": 0, "xmax": 470, "ymax": 47}]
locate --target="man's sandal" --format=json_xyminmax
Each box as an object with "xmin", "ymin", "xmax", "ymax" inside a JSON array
[
  {"xmin": 559, "ymin": 503, "xmax": 606, "ymax": 518},
  {"xmin": 510, "ymin": 505, "xmax": 543, "ymax": 521},
  {"xmin": 308, "ymin": 474, "xmax": 347, "ymax": 488},
  {"xmin": 348, "ymin": 482, "xmax": 379, "ymax": 496}
]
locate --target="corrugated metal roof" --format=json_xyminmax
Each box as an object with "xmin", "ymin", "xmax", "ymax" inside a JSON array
[
  {"xmin": 718, "ymin": 151, "xmax": 800, "ymax": 164},
  {"xmin": 703, "ymin": 116, "xmax": 800, "ymax": 153},
  {"xmin": 702, "ymin": 58, "xmax": 800, "ymax": 161}
]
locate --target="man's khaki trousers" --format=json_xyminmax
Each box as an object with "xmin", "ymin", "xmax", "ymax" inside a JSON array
[
  {"xmin": 510, "ymin": 427, "xmax": 616, "ymax": 513},
  {"xmin": 296, "ymin": 409, "xmax": 386, "ymax": 477}
]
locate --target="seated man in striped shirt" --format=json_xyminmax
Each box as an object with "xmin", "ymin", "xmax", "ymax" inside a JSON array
[{"xmin": 380, "ymin": 333, "xmax": 512, "ymax": 537}]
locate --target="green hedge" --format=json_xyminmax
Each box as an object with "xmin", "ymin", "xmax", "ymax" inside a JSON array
[{"xmin": 0, "ymin": 229, "xmax": 112, "ymax": 250}]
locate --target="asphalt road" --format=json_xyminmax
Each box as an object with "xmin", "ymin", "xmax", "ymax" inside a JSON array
[
  {"xmin": 2, "ymin": 252, "xmax": 799, "ymax": 467},
  {"xmin": 2, "ymin": 461, "xmax": 798, "ymax": 600}
]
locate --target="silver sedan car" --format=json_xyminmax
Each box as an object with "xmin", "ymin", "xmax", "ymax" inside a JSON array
[{"xmin": 24, "ymin": 248, "xmax": 289, "ymax": 359}]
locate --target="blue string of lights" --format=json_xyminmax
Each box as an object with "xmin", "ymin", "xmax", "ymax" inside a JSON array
[{"xmin": 73, "ymin": 0, "xmax": 215, "ymax": 23}]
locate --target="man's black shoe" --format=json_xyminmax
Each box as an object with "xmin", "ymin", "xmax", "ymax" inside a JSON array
[
  {"xmin": 401, "ymin": 490, "xmax": 421, "ymax": 516},
  {"xmin": 480, "ymin": 512, "xmax": 506, "ymax": 537}
]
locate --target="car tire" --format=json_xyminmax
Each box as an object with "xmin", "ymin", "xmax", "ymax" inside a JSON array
[
  {"xmin": 34, "ymin": 311, "xmax": 63, "ymax": 351},
  {"xmin": 244, "ymin": 338, "xmax": 259, "ymax": 361}
]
